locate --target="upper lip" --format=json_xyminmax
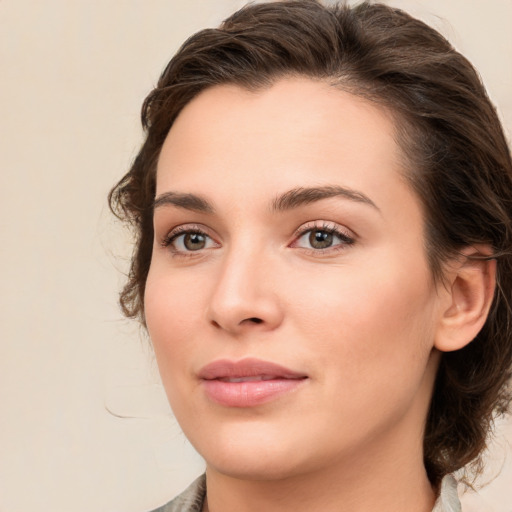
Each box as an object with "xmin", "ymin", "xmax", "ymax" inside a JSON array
[{"xmin": 198, "ymin": 358, "xmax": 307, "ymax": 381}]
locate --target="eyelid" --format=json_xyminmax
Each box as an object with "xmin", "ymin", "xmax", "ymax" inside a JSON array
[
  {"xmin": 292, "ymin": 220, "xmax": 355, "ymax": 239},
  {"xmin": 290, "ymin": 220, "xmax": 356, "ymax": 252},
  {"xmin": 160, "ymin": 223, "xmax": 220, "ymax": 254}
]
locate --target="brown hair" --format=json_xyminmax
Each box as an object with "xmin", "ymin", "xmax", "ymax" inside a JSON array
[{"xmin": 109, "ymin": 0, "xmax": 512, "ymax": 485}]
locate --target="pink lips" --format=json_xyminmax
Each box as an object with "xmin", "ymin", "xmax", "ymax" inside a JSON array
[{"xmin": 198, "ymin": 358, "xmax": 308, "ymax": 407}]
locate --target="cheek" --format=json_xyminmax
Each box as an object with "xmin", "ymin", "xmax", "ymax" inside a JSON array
[
  {"xmin": 144, "ymin": 269, "xmax": 209, "ymax": 420},
  {"xmin": 288, "ymin": 258, "xmax": 437, "ymax": 385},
  {"xmin": 144, "ymin": 270, "xmax": 204, "ymax": 366},
  {"xmin": 289, "ymin": 269, "xmax": 437, "ymax": 445}
]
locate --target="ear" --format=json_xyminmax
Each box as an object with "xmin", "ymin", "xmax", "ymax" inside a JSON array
[{"xmin": 434, "ymin": 246, "xmax": 496, "ymax": 353}]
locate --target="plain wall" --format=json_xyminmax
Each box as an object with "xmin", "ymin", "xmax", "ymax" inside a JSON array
[{"xmin": 1, "ymin": 1, "xmax": 511, "ymax": 511}]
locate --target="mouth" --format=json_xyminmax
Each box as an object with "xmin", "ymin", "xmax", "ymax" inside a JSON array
[
  {"xmin": 217, "ymin": 375, "xmax": 284, "ymax": 382},
  {"xmin": 198, "ymin": 358, "xmax": 308, "ymax": 407}
]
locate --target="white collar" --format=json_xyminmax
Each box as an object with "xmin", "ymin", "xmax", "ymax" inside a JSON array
[{"xmin": 433, "ymin": 475, "xmax": 462, "ymax": 512}]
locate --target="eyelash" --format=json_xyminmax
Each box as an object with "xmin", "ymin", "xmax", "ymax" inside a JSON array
[
  {"xmin": 160, "ymin": 221, "xmax": 355, "ymax": 258},
  {"xmin": 161, "ymin": 224, "xmax": 217, "ymax": 258},
  {"xmin": 291, "ymin": 221, "xmax": 355, "ymax": 255}
]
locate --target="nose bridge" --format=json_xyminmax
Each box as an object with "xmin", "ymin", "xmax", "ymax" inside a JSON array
[{"xmin": 207, "ymin": 235, "xmax": 282, "ymax": 333}]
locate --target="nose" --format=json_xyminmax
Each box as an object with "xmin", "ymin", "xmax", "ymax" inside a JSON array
[{"xmin": 207, "ymin": 247, "xmax": 284, "ymax": 335}]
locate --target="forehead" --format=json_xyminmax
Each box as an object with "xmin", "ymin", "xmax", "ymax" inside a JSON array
[{"xmin": 156, "ymin": 78, "xmax": 410, "ymax": 214}]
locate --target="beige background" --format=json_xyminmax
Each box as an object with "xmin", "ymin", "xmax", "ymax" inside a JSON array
[{"xmin": 1, "ymin": 1, "xmax": 511, "ymax": 511}]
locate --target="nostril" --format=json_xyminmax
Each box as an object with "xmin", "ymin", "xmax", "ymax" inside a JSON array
[{"xmin": 210, "ymin": 317, "xmax": 264, "ymax": 330}]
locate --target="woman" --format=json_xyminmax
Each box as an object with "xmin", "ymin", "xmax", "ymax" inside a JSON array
[{"xmin": 109, "ymin": 1, "xmax": 512, "ymax": 511}]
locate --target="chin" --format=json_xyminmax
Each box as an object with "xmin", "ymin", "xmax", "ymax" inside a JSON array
[
  {"xmin": 206, "ymin": 451, "xmax": 307, "ymax": 482},
  {"xmin": 187, "ymin": 422, "xmax": 313, "ymax": 481}
]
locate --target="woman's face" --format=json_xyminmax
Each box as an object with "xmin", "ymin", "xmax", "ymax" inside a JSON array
[{"xmin": 145, "ymin": 78, "xmax": 445, "ymax": 480}]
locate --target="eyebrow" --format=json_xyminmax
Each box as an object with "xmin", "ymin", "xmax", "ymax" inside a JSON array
[
  {"xmin": 153, "ymin": 192, "xmax": 214, "ymax": 213},
  {"xmin": 271, "ymin": 185, "xmax": 379, "ymax": 212},
  {"xmin": 153, "ymin": 185, "xmax": 379, "ymax": 214}
]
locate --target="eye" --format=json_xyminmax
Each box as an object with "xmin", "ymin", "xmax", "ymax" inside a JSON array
[
  {"xmin": 291, "ymin": 223, "xmax": 355, "ymax": 253},
  {"xmin": 162, "ymin": 226, "xmax": 219, "ymax": 255},
  {"xmin": 304, "ymin": 230, "xmax": 336, "ymax": 250}
]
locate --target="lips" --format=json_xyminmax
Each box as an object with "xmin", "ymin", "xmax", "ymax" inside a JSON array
[{"xmin": 198, "ymin": 358, "xmax": 308, "ymax": 407}]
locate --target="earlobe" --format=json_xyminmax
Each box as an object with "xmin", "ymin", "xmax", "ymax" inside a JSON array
[{"xmin": 434, "ymin": 247, "xmax": 496, "ymax": 353}]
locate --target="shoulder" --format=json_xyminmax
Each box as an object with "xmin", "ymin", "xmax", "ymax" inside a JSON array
[{"xmin": 148, "ymin": 475, "xmax": 206, "ymax": 512}]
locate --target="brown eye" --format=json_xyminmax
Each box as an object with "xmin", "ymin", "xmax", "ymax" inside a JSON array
[
  {"xmin": 184, "ymin": 232, "xmax": 206, "ymax": 251},
  {"xmin": 309, "ymin": 230, "xmax": 333, "ymax": 249},
  {"xmin": 292, "ymin": 224, "xmax": 355, "ymax": 253},
  {"xmin": 165, "ymin": 229, "xmax": 218, "ymax": 254}
]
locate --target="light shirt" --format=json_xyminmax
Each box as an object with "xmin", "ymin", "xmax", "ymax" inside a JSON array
[{"xmin": 150, "ymin": 474, "xmax": 462, "ymax": 512}]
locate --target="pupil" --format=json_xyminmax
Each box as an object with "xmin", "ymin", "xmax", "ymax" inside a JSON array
[
  {"xmin": 184, "ymin": 233, "xmax": 206, "ymax": 250},
  {"xmin": 310, "ymin": 230, "xmax": 332, "ymax": 249}
]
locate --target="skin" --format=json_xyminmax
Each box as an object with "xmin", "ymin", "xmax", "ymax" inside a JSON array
[{"xmin": 144, "ymin": 78, "xmax": 490, "ymax": 512}]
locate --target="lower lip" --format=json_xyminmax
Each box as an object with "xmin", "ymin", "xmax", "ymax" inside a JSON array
[{"xmin": 202, "ymin": 378, "xmax": 306, "ymax": 407}]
